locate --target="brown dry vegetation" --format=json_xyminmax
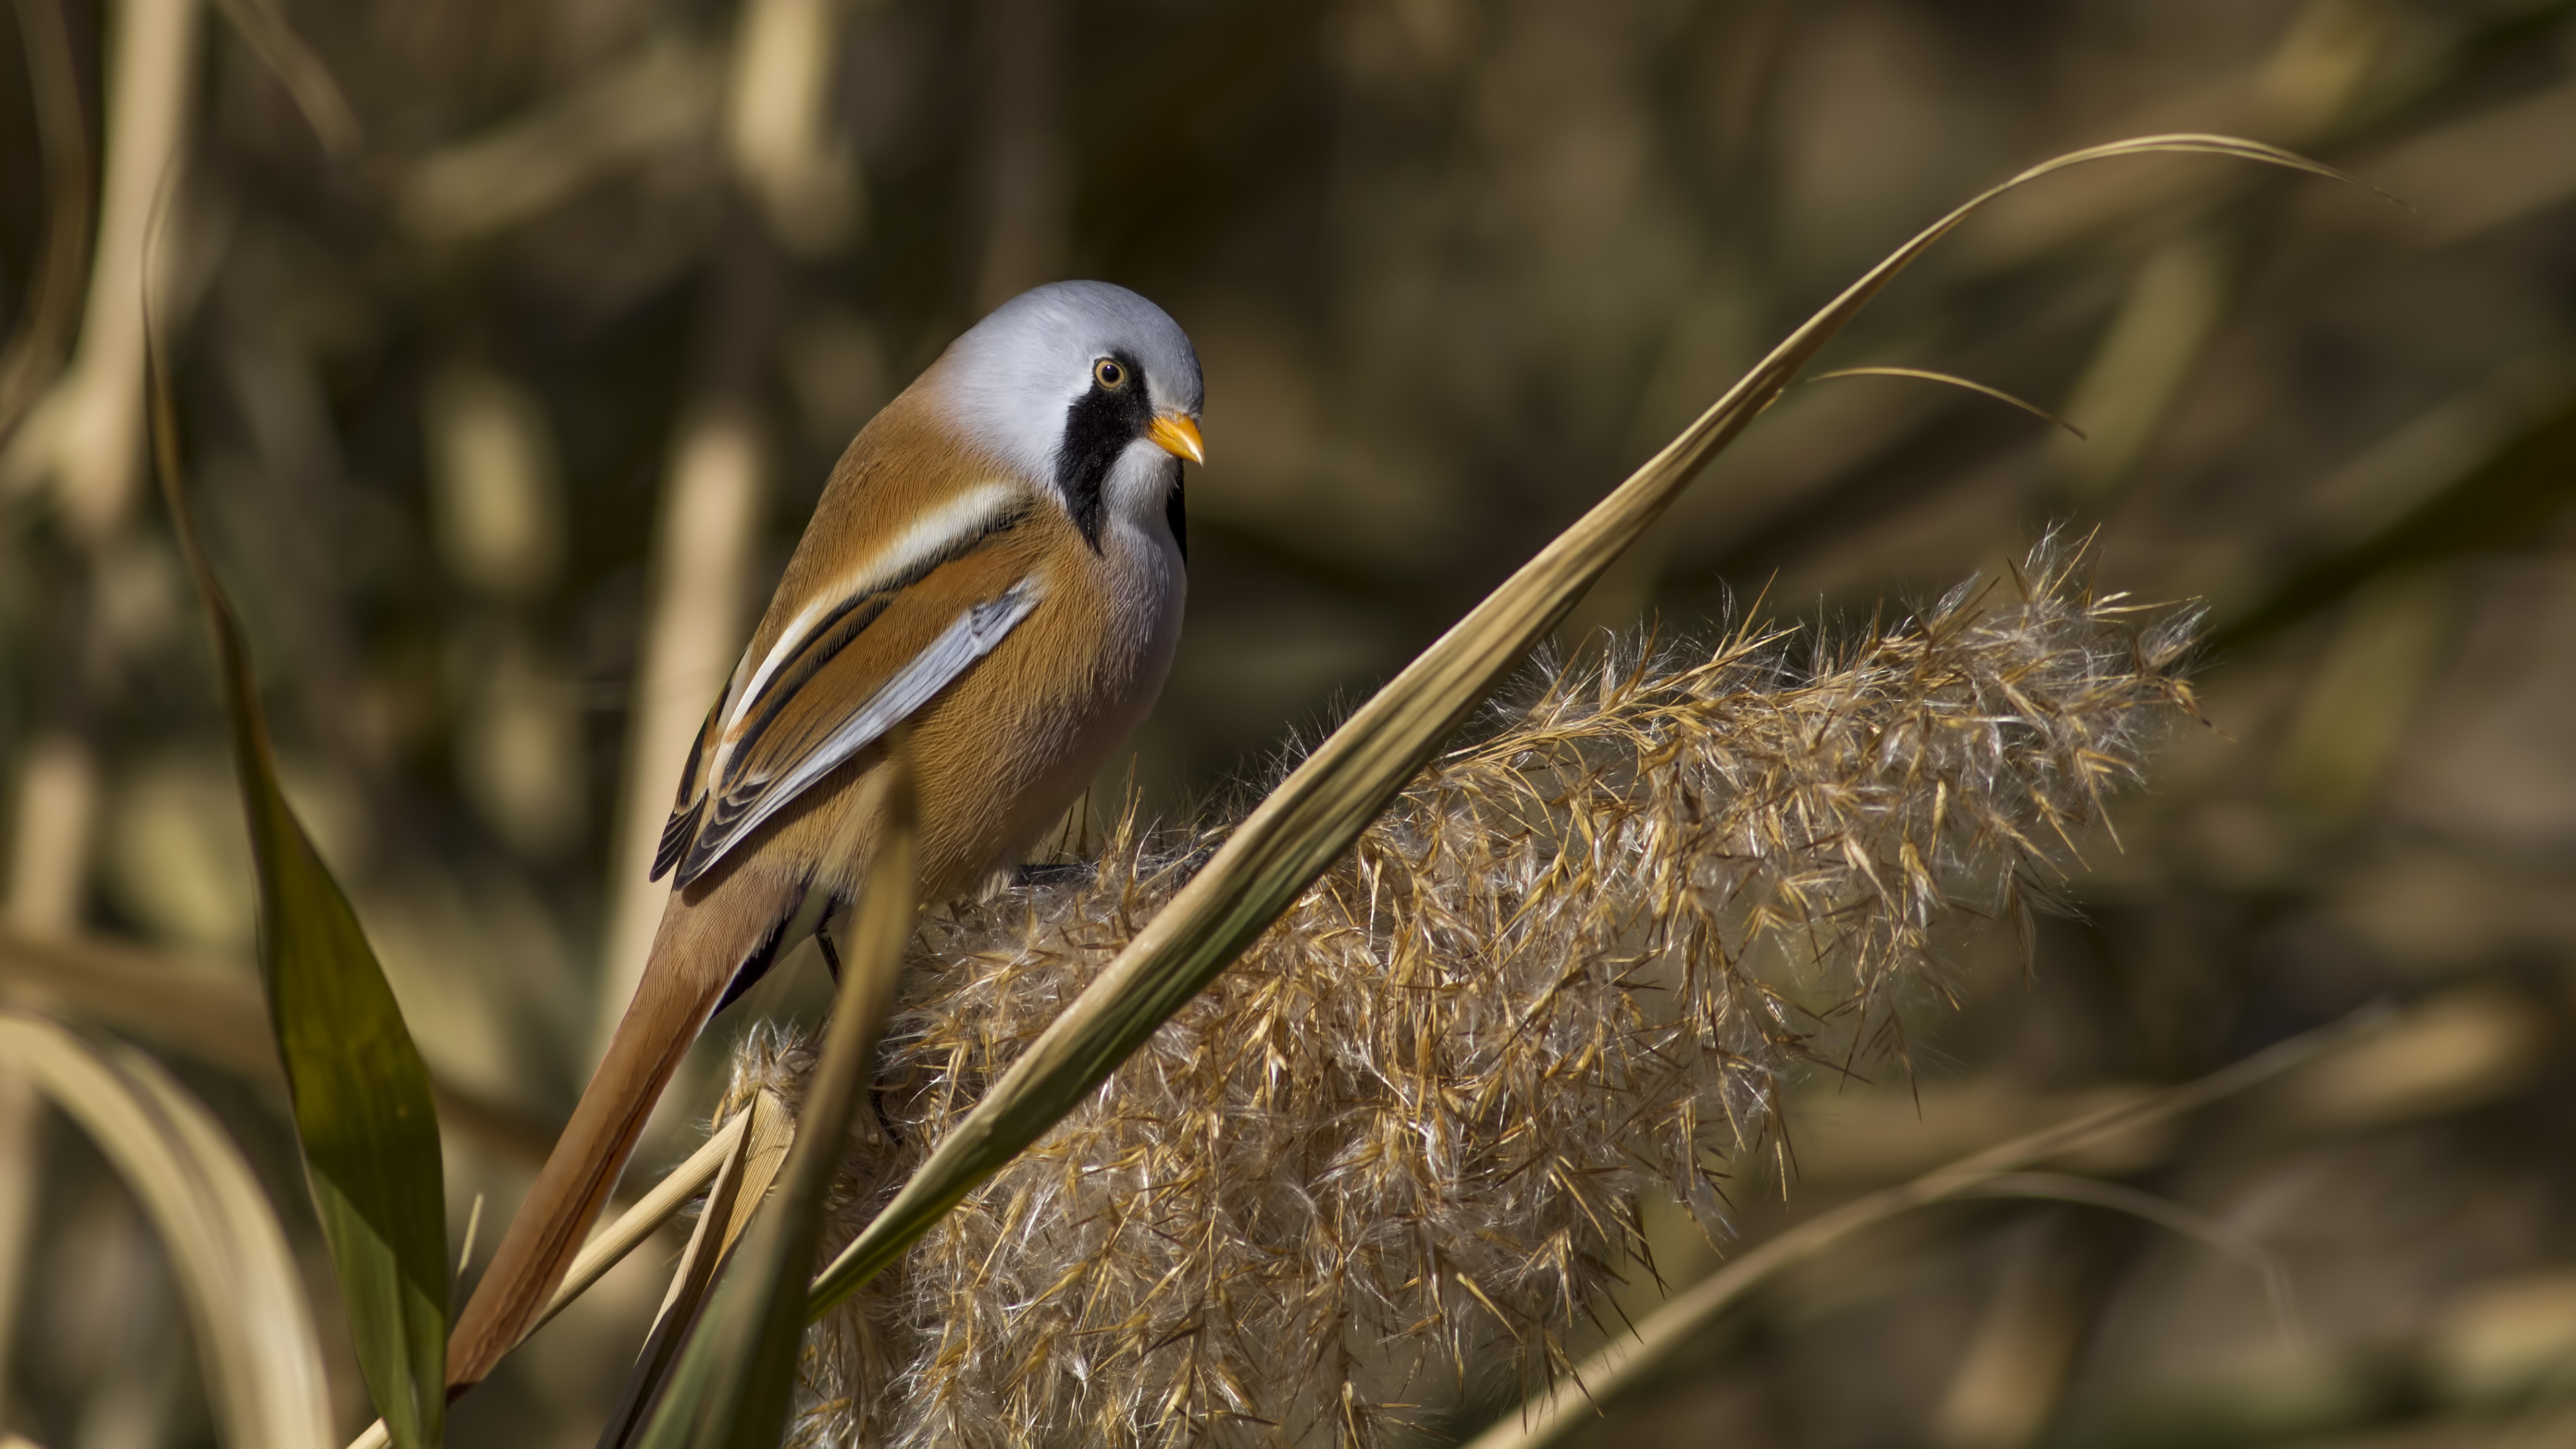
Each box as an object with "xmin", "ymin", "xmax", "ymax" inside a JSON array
[{"xmin": 733, "ymin": 545, "xmax": 2195, "ymax": 1446}]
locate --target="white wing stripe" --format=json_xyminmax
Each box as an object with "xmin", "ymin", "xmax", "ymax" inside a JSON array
[
  {"xmin": 725, "ymin": 480, "xmax": 1026, "ymax": 735},
  {"xmin": 685, "ymin": 577, "xmax": 1043, "ymax": 875}
]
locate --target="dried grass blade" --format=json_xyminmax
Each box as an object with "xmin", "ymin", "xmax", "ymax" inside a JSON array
[
  {"xmin": 536, "ymin": 1116, "xmax": 748, "ymax": 1332},
  {"xmin": 806, "ymin": 132, "xmax": 2359, "ymax": 1318},
  {"xmin": 596, "ymin": 1090, "xmax": 795, "ymax": 1449},
  {"xmin": 1961, "ymin": 1173, "xmax": 2301, "ymax": 1348},
  {"xmin": 0, "ymin": 924, "xmax": 555, "ymax": 1170},
  {"xmin": 0, "ymin": 1009, "xmax": 332, "ymax": 1449},
  {"xmin": 152, "ymin": 344, "xmax": 448, "ymax": 1447},
  {"xmin": 1803, "ymin": 366, "xmax": 2087, "ymax": 439}
]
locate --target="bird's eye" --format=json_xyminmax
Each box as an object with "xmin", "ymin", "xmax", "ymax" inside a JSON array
[{"xmin": 1093, "ymin": 358, "xmax": 1126, "ymax": 390}]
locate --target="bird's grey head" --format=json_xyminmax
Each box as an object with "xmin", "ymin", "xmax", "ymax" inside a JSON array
[{"xmin": 931, "ymin": 280, "xmax": 1204, "ymax": 552}]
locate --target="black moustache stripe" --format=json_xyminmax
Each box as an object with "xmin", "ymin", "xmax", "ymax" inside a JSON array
[{"xmin": 1054, "ymin": 346, "xmax": 1152, "ymax": 552}]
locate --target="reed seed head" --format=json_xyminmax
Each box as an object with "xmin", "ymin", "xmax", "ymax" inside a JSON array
[{"xmin": 720, "ymin": 537, "xmax": 2200, "ymax": 1447}]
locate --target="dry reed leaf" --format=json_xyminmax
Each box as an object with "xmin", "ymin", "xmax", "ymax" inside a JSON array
[
  {"xmin": 598, "ymin": 1089, "xmax": 798, "ymax": 1449},
  {"xmin": 805, "ymin": 133, "xmax": 2353, "ymax": 1324},
  {"xmin": 0, "ymin": 1008, "xmax": 332, "ymax": 1449},
  {"xmin": 1802, "ymin": 367, "xmax": 2087, "ymax": 439},
  {"xmin": 0, "ymin": 926, "xmax": 278, "ymax": 1084},
  {"xmin": 0, "ymin": 924, "xmax": 557, "ymax": 1169},
  {"xmin": 539, "ymin": 1116, "xmax": 751, "ymax": 1331},
  {"xmin": 656, "ymin": 1090, "xmax": 800, "ymax": 1330}
]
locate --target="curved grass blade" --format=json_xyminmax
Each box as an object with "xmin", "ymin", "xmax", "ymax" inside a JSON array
[
  {"xmin": 152, "ymin": 347, "xmax": 447, "ymax": 1447},
  {"xmin": 205, "ymin": 0, "xmax": 360, "ymax": 159},
  {"xmin": 1960, "ymin": 1173, "xmax": 2300, "ymax": 1348},
  {"xmin": 633, "ymin": 742, "xmax": 920, "ymax": 1449},
  {"xmin": 0, "ymin": 0, "xmax": 91, "ymax": 437},
  {"xmin": 0, "ymin": 1008, "xmax": 333, "ymax": 1449},
  {"xmin": 806, "ymin": 133, "xmax": 2367, "ymax": 1317},
  {"xmin": 1802, "ymin": 366, "xmax": 2087, "ymax": 439}
]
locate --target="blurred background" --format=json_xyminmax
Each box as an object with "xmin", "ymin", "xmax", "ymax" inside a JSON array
[{"xmin": 3, "ymin": 0, "xmax": 2575, "ymax": 1444}]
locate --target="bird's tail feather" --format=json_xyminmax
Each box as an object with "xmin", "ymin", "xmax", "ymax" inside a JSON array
[{"xmin": 445, "ymin": 865, "xmax": 804, "ymax": 1391}]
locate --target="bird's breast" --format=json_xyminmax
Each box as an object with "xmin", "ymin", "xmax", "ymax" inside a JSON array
[
  {"xmin": 1028, "ymin": 510, "xmax": 1185, "ymax": 756},
  {"xmin": 881, "ymin": 508, "xmax": 1181, "ymax": 899}
]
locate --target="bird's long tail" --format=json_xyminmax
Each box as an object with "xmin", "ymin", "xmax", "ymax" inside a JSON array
[{"xmin": 445, "ymin": 864, "xmax": 804, "ymax": 1391}]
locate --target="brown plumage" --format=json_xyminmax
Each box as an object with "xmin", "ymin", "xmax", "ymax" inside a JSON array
[{"xmin": 446, "ymin": 281, "xmax": 1205, "ymax": 1391}]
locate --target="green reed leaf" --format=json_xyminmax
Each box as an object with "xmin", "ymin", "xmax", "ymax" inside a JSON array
[
  {"xmin": 152, "ymin": 345, "xmax": 448, "ymax": 1449},
  {"xmin": 804, "ymin": 133, "xmax": 2369, "ymax": 1319}
]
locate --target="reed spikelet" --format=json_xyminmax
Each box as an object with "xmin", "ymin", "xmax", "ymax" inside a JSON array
[{"xmin": 718, "ymin": 539, "xmax": 2201, "ymax": 1448}]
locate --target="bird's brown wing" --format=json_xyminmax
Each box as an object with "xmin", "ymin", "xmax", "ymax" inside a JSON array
[{"xmin": 657, "ymin": 537, "xmax": 1041, "ymax": 888}]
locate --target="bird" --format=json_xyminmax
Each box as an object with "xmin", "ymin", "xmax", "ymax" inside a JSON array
[{"xmin": 445, "ymin": 279, "xmax": 1205, "ymax": 1391}]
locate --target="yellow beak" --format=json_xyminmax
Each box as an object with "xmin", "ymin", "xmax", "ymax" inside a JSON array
[{"xmin": 1147, "ymin": 413, "xmax": 1206, "ymax": 466}]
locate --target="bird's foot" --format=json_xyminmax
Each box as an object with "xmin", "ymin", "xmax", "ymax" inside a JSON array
[{"xmin": 1011, "ymin": 859, "xmax": 1096, "ymax": 889}]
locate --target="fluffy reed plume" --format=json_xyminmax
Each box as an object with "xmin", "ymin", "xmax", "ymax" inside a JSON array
[{"xmin": 720, "ymin": 541, "xmax": 2201, "ymax": 1448}]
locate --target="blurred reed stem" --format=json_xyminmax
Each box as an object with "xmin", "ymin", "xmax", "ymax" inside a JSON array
[
  {"xmin": 1460, "ymin": 1003, "xmax": 2394, "ymax": 1449},
  {"xmin": 0, "ymin": 0, "xmax": 203, "ymax": 1403},
  {"xmin": 0, "ymin": 734, "xmax": 93, "ymax": 1424},
  {"xmin": 594, "ymin": 396, "xmax": 769, "ymax": 1067},
  {"xmin": 0, "ymin": 0, "xmax": 91, "ymax": 437},
  {"xmin": 596, "ymin": 374, "xmax": 769, "ymax": 1067}
]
